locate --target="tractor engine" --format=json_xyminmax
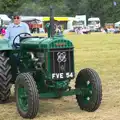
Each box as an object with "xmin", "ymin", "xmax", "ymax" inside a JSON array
[
  {"xmin": 19, "ymin": 36, "xmax": 75, "ymax": 93},
  {"xmin": 27, "ymin": 51, "xmax": 45, "ymax": 70}
]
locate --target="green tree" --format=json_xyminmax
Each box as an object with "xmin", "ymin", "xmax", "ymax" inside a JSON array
[
  {"xmin": 0, "ymin": 0, "xmax": 27, "ymax": 17},
  {"xmin": 0, "ymin": 0, "xmax": 120, "ymax": 25}
]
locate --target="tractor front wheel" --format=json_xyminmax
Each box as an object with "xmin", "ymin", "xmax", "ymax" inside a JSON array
[
  {"xmin": 15, "ymin": 73, "xmax": 39, "ymax": 119},
  {"xmin": 75, "ymin": 68, "xmax": 102, "ymax": 112}
]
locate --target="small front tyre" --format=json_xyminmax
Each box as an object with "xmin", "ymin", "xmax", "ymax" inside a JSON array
[
  {"xmin": 75, "ymin": 68, "xmax": 102, "ymax": 112},
  {"xmin": 15, "ymin": 73, "xmax": 39, "ymax": 119}
]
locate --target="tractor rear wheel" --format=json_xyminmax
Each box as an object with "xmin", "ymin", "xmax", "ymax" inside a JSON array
[
  {"xmin": 75, "ymin": 68, "xmax": 102, "ymax": 112},
  {"xmin": 15, "ymin": 73, "xmax": 39, "ymax": 119},
  {"xmin": 0, "ymin": 52, "xmax": 12, "ymax": 103}
]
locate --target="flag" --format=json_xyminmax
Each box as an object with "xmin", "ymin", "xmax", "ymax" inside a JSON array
[{"xmin": 113, "ymin": 1, "xmax": 117, "ymax": 6}]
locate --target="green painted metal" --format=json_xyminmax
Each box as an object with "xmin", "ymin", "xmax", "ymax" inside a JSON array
[
  {"xmin": 40, "ymin": 36, "xmax": 73, "ymax": 49},
  {"xmin": 43, "ymin": 80, "xmax": 69, "ymax": 89},
  {"xmin": 81, "ymin": 81, "xmax": 93, "ymax": 104},
  {"xmin": 0, "ymin": 36, "xmax": 75, "ymax": 97},
  {"xmin": 0, "ymin": 39, "xmax": 13, "ymax": 50},
  {"xmin": 45, "ymin": 23, "xmax": 51, "ymax": 38},
  {"xmin": 39, "ymin": 88, "xmax": 89, "ymax": 98},
  {"xmin": 34, "ymin": 71, "xmax": 49, "ymax": 93},
  {"xmin": 18, "ymin": 87, "xmax": 28, "ymax": 112},
  {"xmin": 20, "ymin": 36, "xmax": 73, "ymax": 49},
  {"xmin": 19, "ymin": 35, "xmax": 75, "ymax": 82},
  {"xmin": 20, "ymin": 38, "xmax": 45, "ymax": 49}
]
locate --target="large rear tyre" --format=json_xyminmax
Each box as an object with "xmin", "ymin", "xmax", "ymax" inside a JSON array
[
  {"xmin": 75, "ymin": 68, "xmax": 102, "ymax": 112},
  {"xmin": 0, "ymin": 53, "xmax": 12, "ymax": 103},
  {"xmin": 15, "ymin": 73, "xmax": 39, "ymax": 119}
]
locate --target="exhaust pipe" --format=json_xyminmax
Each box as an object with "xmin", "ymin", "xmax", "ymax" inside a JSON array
[{"xmin": 50, "ymin": 5, "xmax": 54, "ymax": 37}]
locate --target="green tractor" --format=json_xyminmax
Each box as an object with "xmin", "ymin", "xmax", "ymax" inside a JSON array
[{"xmin": 0, "ymin": 7, "xmax": 102, "ymax": 119}]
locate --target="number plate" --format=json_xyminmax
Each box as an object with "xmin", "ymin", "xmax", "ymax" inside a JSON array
[{"xmin": 52, "ymin": 72, "xmax": 74, "ymax": 79}]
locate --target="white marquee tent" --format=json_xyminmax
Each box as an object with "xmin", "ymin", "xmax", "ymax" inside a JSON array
[
  {"xmin": 115, "ymin": 21, "xmax": 120, "ymax": 27},
  {"xmin": 0, "ymin": 14, "xmax": 11, "ymax": 26},
  {"xmin": 0, "ymin": 14, "xmax": 11, "ymax": 21}
]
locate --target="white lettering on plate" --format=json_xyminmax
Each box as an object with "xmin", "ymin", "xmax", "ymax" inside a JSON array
[
  {"xmin": 52, "ymin": 72, "xmax": 74, "ymax": 79},
  {"xmin": 52, "ymin": 73, "xmax": 64, "ymax": 79}
]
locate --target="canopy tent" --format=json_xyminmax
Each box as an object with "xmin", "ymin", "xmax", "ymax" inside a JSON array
[
  {"xmin": 21, "ymin": 18, "xmax": 42, "ymax": 25},
  {"xmin": 20, "ymin": 16, "xmax": 43, "ymax": 29},
  {"xmin": 20, "ymin": 16, "xmax": 43, "ymax": 23},
  {"xmin": 0, "ymin": 14, "xmax": 11, "ymax": 21},
  {"xmin": 0, "ymin": 14, "xmax": 11, "ymax": 26},
  {"xmin": 43, "ymin": 17, "xmax": 69, "ymax": 21},
  {"xmin": 115, "ymin": 21, "xmax": 120, "ymax": 27}
]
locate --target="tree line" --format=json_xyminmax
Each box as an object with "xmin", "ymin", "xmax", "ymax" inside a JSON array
[{"xmin": 0, "ymin": 0, "xmax": 120, "ymax": 26}]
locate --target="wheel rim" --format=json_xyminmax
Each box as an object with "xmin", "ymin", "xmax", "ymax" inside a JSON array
[
  {"xmin": 84, "ymin": 80, "xmax": 92, "ymax": 104},
  {"xmin": 18, "ymin": 85, "xmax": 28, "ymax": 112},
  {"xmin": 80, "ymin": 80, "xmax": 93, "ymax": 104}
]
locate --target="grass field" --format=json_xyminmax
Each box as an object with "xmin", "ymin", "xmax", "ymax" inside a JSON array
[{"xmin": 1, "ymin": 33, "xmax": 120, "ymax": 120}]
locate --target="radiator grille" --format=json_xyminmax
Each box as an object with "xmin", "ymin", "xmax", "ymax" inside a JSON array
[{"xmin": 50, "ymin": 48, "xmax": 74, "ymax": 80}]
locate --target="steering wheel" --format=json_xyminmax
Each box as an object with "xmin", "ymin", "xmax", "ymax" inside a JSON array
[{"xmin": 13, "ymin": 32, "xmax": 31, "ymax": 48}]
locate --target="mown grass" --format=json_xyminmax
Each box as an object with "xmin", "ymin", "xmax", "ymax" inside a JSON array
[{"xmin": 0, "ymin": 33, "xmax": 120, "ymax": 120}]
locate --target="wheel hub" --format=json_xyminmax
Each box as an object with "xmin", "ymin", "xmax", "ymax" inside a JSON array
[{"xmin": 18, "ymin": 86, "xmax": 28, "ymax": 112}]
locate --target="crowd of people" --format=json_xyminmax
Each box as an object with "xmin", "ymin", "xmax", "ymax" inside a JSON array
[
  {"xmin": 54, "ymin": 24, "xmax": 64, "ymax": 35},
  {"xmin": 101, "ymin": 27, "xmax": 120, "ymax": 34},
  {"xmin": 44, "ymin": 23, "xmax": 64, "ymax": 35},
  {"xmin": 74, "ymin": 27, "xmax": 91, "ymax": 34},
  {"xmin": 73, "ymin": 26, "xmax": 120, "ymax": 34}
]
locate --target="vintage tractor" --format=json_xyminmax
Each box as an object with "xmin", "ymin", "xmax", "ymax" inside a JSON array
[{"xmin": 0, "ymin": 7, "xmax": 102, "ymax": 119}]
